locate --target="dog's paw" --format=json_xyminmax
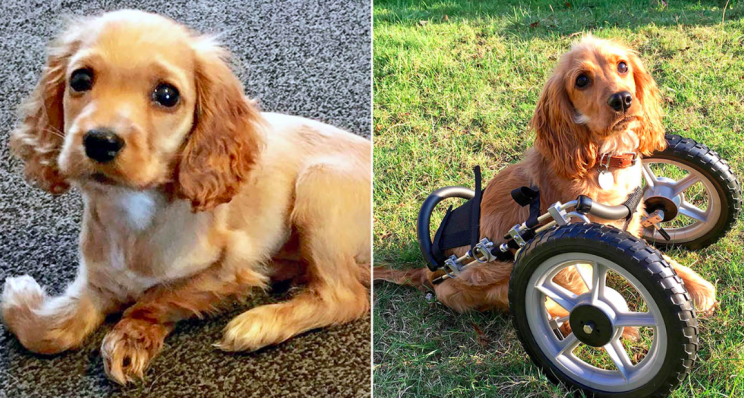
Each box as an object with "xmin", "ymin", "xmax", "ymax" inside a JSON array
[
  {"xmin": 692, "ymin": 294, "xmax": 719, "ymax": 317},
  {"xmin": 621, "ymin": 326, "xmax": 640, "ymax": 342},
  {"xmin": 688, "ymin": 282, "xmax": 718, "ymax": 317},
  {"xmin": 1, "ymin": 275, "xmax": 46, "ymax": 323},
  {"xmin": 216, "ymin": 310, "xmax": 285, "ymax": 352},
  {"xmin": 101, "ymin": 318, "xmax": 168, "ymax": 385}
]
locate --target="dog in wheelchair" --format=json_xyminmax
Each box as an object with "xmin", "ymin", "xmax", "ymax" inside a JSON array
[{"xmin": 375, "ymin": 36, "xmax": 718, "ymax": 336}]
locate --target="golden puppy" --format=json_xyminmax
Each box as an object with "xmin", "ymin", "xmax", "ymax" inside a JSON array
[
  {"xmin": 2, "ymin": 10, "xmax": 371, "ymax": 384},
  {"xmin": 376, "ymin": 37, "xmax": 716, "ymax": 319}
]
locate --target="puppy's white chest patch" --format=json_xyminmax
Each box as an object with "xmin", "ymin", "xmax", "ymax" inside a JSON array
[{"xmin": 117, "ymin": 191, "xmax": 158, "ymax": 231}]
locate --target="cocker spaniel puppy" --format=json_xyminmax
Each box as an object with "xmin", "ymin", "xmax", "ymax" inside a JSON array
[
  {"xmin": 377, "ymin": 37, "xmax": 716, "ymax": 321},
  {"xmin": 2, "ymin": 10, "xmax": 371, "ymax": 384}
]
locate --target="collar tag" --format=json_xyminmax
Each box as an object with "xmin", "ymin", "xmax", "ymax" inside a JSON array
[{"xmin": 598, "ymin": 169, "xmax": 615, "ymax": 190}]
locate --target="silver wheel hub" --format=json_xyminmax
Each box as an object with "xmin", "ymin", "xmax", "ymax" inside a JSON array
[
  {"xmin": 642, "ymin": 158, "xmax": 721, "ymax": 243},
  {"xmin": 526, "ymin": 254, "xmax": 666, "ymax": 392}
]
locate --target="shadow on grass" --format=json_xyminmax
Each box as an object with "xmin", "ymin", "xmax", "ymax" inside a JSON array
[{"xmin": 375, "ymin": 0, "xmax": 743, "ymax": 39}]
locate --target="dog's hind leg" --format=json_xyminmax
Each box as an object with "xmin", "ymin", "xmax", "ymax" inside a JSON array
[
  {"xmin": 218, "ymin": 160, "xmax": 371, "ymax": 352},
  {"xmin": 1, "ymin": 271, "xmax": 111, "ymax": 354}
]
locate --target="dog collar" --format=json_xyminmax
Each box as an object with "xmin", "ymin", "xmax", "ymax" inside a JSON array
[{"xmin": 597, "ymin": 152, "xmax": 637, "ymax": 170}]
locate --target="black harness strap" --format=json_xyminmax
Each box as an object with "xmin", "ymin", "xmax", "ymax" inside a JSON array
[
  {"xmin": 512, "ymin": 186, "xmax": 541, "ymax": 229},
  {"xmin": 470, "ymin": 166, "xmax": 482, "ymax": 251},
  {"xmin": 431, "ymin": 167, "xmax": 483, "ymax": 264},
  {"xmin": 508, "ymin": 185, "xmax": 541, "ymax": 244}
]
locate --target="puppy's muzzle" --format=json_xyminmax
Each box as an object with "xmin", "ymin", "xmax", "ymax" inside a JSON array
[{"xmin": 84, "ymin": 129, "xmax": 125, "ymax": 163}]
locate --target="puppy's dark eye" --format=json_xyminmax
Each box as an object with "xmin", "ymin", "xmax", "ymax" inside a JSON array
[
  {"xmin": 152, "ymin": 83, "xmax": 180, "ymax": 107},
  {"xmin": 70, "ymin": 69, "xmax": 94, "ymax": 92},
  {"xmin": 618, "ymin": 61, "xmax": 628, "ymax": 73},
  {"xmin": 575, "ymin": 74, "xmax": 590, "ymax": 88}
]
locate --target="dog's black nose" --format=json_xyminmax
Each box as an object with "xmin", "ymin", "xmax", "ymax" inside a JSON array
[
  {"xmin": 83, "ymin": 129, "xmax": 124, "ymax": 163},
  {"xmin": 607, "ymin": 91, "xmax": 633, "ymax": 112}
]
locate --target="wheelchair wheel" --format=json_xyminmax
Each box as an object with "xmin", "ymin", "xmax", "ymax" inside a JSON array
[
  {"xmin": 509, "ymin": 223, "xmax": 698, "ymax": 397},
  {"xmin": 642, "ymin": 134, "xmax": 741, "ymax": 250}
]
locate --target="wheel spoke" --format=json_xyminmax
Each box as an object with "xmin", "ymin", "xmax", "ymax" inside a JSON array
[
  {"xmin": 604, "ymin": 338, "xmax": 634, "ymax": 382},
  {"xmin": 615, "ymin": 312, "xmax": 656, "ymax": 327},
  {"xmin": 672, "ymin": 173, "xmax": 699, "ymax": 196},
  {"xmin": 679, "ymin": 200, "xmax": 708, "ymax": 223},
  {"xmin": 537, "ymin": 282, "xmax": 578, "ymax": 312},
  {"xmin": 574, "ymin": 262, "xmax": 594, "ymax": 290},
  {"xmin": 590, "ymin": 261, "xmax": 607, "ymax": 303},
  {"xmin": 557, "ymin": 333, "xmax": 580, "ymax": 356},
  {"xmin": 641, "ymin": 163, "xmax": 657, "ymax": 188}
]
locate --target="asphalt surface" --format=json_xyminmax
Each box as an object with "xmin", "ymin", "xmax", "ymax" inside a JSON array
[{"xmin": 0, "ymin": 1, "xmax": 371, "ymax": 397}]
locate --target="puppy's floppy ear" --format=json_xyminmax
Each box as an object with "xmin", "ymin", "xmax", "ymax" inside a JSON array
[
  {"xmin": 532, "ymin": 73, "xmax": 597, "ymax": 180},
  {"xmin": 176, "ymin": 37, "xmax": 264, "ymax": 212},
  {"xmin": 628, "ymin": 51, "xmax": 666, "ymax": 155},
  {"xmin": 10, "ymin": 23, "xmax": 82, "ymax": 195}
]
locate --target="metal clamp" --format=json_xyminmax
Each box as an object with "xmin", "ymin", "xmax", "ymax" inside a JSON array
[
  {"xmin": 470, "ymin": 238, "xmax": 497, "ymax": 263},
  {"xmin": 439, "ymin": 238, "xmax": 498, "ymax": 281},
  {"xmin": 444, "ymin": 255, "xmax": 462, "ymax": 277},
  {"xmin": 508, "ymin": 224, "xmax": 527, "ymax": 246},
  {"xmin": 547, "ymin": 203, "xmax": 569, "ymax": 226},
  {"xmin": 641, "ymin": 209, "xmax": 665, "ymax": 228},
  {"xmin": 642, "ymin": 209, "xmax": 671, "ymax": 241}
]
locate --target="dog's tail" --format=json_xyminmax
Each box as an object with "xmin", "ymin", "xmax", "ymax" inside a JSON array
[{"xmin": 373, "ymin": 265, "xmax": 430, "ymax": 291}]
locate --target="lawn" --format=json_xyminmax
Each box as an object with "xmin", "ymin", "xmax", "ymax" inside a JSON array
[{"xmin": 372, "ymin": 0, "xmax": 744, "ymax": 396}]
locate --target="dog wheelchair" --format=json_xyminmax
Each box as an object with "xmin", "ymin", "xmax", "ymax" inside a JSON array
[{"xmin": 416, "ymin": 135, "xmax": 740, "ymax": 397}]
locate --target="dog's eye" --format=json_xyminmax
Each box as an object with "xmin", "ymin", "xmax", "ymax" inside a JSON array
[
  {"xmin": 575, "ymin": 74, "xmax": 590, "ymax": 88},
  {"xmin": 70, "ymin": 69, "xmax": 94, "ymax": 92},
  {"xmin": 152, "ymin": 83, "xmax": 180, "ymax": 107},
  {"xmin": 618, "ymin": 61, "xmax": 628, "ymax": 74}
]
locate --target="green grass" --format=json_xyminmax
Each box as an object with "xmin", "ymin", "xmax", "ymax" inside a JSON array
[{"xmin": 373, "ymin": 0, "xmax": 744, "ymax": 396}]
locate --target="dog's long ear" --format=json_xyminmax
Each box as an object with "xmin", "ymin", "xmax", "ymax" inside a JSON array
[
  {"xmin": 10, "ymin": 24, "xmax": 82, "ymax": 195},
  {"xmin": 629, "ymin": 51, "xmax": 666, "ymax": 155},
  {"xmin": 532, "ymin": 73, "xmax": 596, "ymax": 180},
  {"xmin": 176, "ymin": 38, "xmax": 264, "ymax": 212}
]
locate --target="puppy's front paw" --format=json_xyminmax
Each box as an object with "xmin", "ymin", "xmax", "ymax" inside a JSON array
[
  {"xmin": 101, "ymin": 318, "xmax": 169, "ymax": 385},
  {"xmin": 217, "ymin": 310, "xmax": 284, "ymax": 352},
  {"xmin": 1, "ymin": 275, "xmax": 46, "ymax": 326},
  {"xmin": 691, "ymin": 290, "xmax": 718, "ymax": 317},
  {"xmin": 686, "ymin": 280, "xmax": 718, "ymax": 317}
]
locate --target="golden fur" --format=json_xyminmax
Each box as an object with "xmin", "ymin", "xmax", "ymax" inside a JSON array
[
  {"xmin": 2, "ymin": 10, "xmax": 371, "ymax": 384},
  {"xmin": 375, "ymin": 37, "xmax": 716, "ymax": 322}
]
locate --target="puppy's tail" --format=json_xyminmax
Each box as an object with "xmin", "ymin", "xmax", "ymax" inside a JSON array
[{"xmin": 373, "ymin": 265, "xmax": 431, "ymax": 291}]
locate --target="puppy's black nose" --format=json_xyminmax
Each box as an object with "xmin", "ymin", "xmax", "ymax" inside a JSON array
[
  {"xmin": 607, "ymin": 91, "xmax": 633, "ymax": 112},
  {"xmin": 83, "ymin": 129, "xmax": 124, "ymax": 163}
]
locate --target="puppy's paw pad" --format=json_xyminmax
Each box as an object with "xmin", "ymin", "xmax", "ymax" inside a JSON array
[
  {"xmin": 101, "ymin": 319, "xmax": 167, "ymax": 385},
  {"xmin": 2, "ymin": 275, "xmax": 45, "ymax": 310}
]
